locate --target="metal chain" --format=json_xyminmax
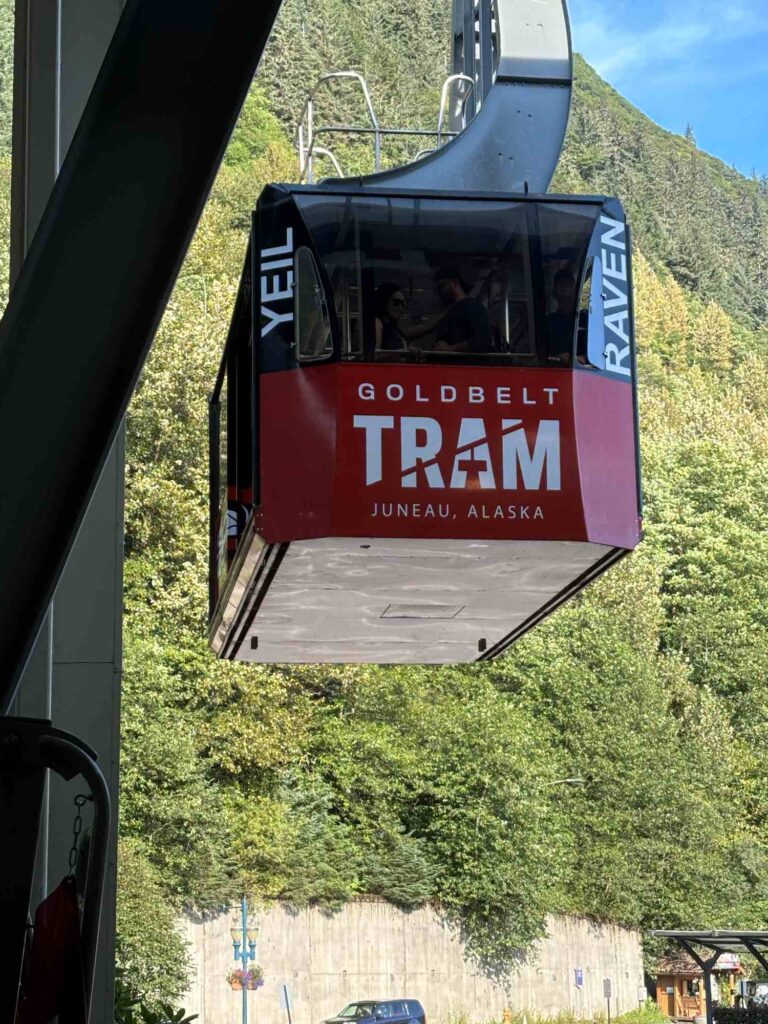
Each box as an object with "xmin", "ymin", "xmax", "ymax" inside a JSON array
[{"xmin": 68, "ymin": 793, "xmax": 91, "ymax": 875}]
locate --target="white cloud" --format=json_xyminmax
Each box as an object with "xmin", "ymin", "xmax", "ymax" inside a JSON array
[{"xmin": 571, "ymin": 0, "xmax": 768, "ymax": 84}]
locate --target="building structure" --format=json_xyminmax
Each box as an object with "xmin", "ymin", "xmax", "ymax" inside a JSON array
[{"xmin": 655, "ymin": 951, "xmax": 742, "ymax": 1019}]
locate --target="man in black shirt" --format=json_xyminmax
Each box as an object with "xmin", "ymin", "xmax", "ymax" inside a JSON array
[
  {"xmin": 547, "ymin": 269, "xmax": 576, "ymax": 361},
  {"xmin": 547, "ymin": 268, "xmax": 588, "ymax": 364},
  {"xmin": 432, "ymin": 265, "xmax": 494, "ymax": 354}
]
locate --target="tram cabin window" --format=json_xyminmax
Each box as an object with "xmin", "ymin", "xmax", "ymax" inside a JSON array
[
  {"xmin": 295, "ymin": 246, "xmax": 333, "ymax": 361},
  {"xmin": 292, "ymin": 193, "xmax": 602, "ymax": 367},
  {"xmin": 586, "ymin": 256, "xmax": 607, "ymax": 370},
  {"xmin": 538, "ymin": 202, "xmax": 602, "ymax": 367}
]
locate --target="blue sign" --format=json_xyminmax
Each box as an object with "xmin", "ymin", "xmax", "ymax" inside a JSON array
[{"xmin": 575, "ymin": 968, "xmax": 584, "ymax": 989}]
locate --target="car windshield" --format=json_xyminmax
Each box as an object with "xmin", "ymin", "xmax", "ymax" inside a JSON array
[{"xmin": 339, "ymin": 1005, "xmax": 378, "ymax": 1019}]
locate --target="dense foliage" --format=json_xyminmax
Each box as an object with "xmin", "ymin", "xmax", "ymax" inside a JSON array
[
  {"xmin": 715, "ymin": 1010, "xmax": 768, "ymax": 1024},
  {"xmin": 114, "ymin": 4, "xmax": 768, "ymax": 1003},
  {"xmin": 3, "ymin": 0, "xmax": 768, "ymax": 1006}
]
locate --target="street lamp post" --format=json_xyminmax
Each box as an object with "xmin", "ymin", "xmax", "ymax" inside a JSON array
[{"xmin": 231, "ymin": 897, "xmax": 257, "ymax": 1024}]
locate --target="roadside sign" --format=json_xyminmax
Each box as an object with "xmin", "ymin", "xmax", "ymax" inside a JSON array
[
  {"xmin": 281, "ymin": 983, "xmax": 293, "ymax": 1024},
  {"xmin": 575, "ymin": 968, "xmax": 584, "ymax": 989},
  {"xmin": 604, "ymin": 978, "xmax": 613, "ymax": 1024}
]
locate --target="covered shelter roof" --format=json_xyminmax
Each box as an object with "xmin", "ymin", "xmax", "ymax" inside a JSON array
[
  {"xmin": 655, "ymin": 949, "xmax": 742, "ymax": 977},
  {"xmin": 651, "ymin": 931, "xmax": 768, "ymax": 1024},
  {"xmin": 652, "ymin": 931, "xmax": 768, "ymax": 963}
]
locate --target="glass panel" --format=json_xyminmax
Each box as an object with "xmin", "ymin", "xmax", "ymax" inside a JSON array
[
  {"xmin": 576, "ymin": 257, "xmax": 592, "ymax": 365},
  {"xmin": 294, "ymin": 193, "xmax": 602, "ymax": 366},
  {"xmin": 538, "ymin": 203, "xmax": 601, "ymax": 365},
  {"xmin": 295, "ymin": 246, "xmax": 333, "ymax": 361},
  {"xmin": 295, "ymin": 195, "xmax": 599, "ymax": 366},
  {"xmin": 587, "ymin": 256, "xmax": 606, "ymax": 370},
  {"xmin": 294, "ymin": 198, "xmax": 364, "ymax": 359},
  {"xmin": 297, "ymin": 195, "xmax": 547, "ymax": 364}
]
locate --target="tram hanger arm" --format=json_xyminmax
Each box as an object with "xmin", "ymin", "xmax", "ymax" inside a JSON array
[{"xmin": 0, "ymin": 0, "xmax": 283, "ymax": 714}]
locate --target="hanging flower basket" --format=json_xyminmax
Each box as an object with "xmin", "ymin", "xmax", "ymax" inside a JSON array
[
  {"xmin": 247, "ymin": 966, "xmax": 264, "ymax": 991},
  {"xmin": 228, "ymin": 967, "xmax": 264, "ymax": 991}
]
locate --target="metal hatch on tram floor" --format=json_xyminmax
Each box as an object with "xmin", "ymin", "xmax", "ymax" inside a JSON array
[{"xmin": 207, "ymin": 0, "xmax": 642, "ymax": 665}]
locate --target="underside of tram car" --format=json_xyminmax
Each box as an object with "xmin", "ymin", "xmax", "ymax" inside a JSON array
[{"xmin": 208, "ymin": 185, "xmax": 642, "ymax": 664}]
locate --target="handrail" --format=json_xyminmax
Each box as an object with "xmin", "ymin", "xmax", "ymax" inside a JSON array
[
  {"xmin": 295, "ymin": 69, "xmax": 474, "ymax": 183},
  {"xmin": 0, "ymin": 716, "xmax": 111, "ymax": 1023},
  {"xmin": 312, "ymin": 145, "xmax": 345, "ymax": 179},
  {"xmin": 436, "ymin": 73, "xmax": 475, "ymax": 147},
  {"xmin": 296, "ymin": 71, "xmax": 381, "ymax": 182},
  {"xmin": 41, "ymin": 733, "xmax": 110, "ymax": 1015}
]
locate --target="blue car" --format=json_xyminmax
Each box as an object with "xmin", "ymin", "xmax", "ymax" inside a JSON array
[{"xmin": 325, "ymin": 1001, "xmax": 426, "ymax": 1024}]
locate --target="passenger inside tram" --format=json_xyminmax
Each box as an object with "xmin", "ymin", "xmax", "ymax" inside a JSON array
[
  {"xmin": 291, "ymin": 193, "xmax": 604, "ymax": 368},
  {"xmin": 371, "ymin": 263, "xmax": 508, "ymax": 360},
  {"xmin": 374, "ymin": 281, "xmax": 446, "ymax": 351},
  {"xmin": 544, "ymin": 263, "xmax": 599, "ymax": 366},
  {"xmin": 430, "ymin": 264, "xmax": 494, "ymax": 355},
  {"xmin": 547, "ymin": 268, "xmax": 581, "ymax": 364},
  {"xmin": 374, "ymin": 282, "xmax": 408, "ymax": 351}
]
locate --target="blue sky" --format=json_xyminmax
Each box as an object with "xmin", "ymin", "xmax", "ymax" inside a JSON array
[{"xmin": 568, "ymin": 0, "xmax": 768, "ymax": 178}]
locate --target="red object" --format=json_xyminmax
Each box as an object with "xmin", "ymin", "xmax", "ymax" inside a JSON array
[
  {"xmin": 259, "ymin": 363, "xmax": 640, "ymax": 549},
  {"xmin": 16, "ymin": 877, "xmax": 86, "ymax": 1024}
]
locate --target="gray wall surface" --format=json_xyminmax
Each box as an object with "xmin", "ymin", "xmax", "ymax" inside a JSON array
[
  {"xmin": 11, "ymin": 1, "xmax": 125, "ymax": 1017},
  {"xmin": 182, "ymin": 905, "xmax": 644, "ymax": 1024}
]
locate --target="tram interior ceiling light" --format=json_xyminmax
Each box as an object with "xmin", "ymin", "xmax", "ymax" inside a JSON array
[{"xmin": 206, "ymin": 0, "xmax": 641, "ymax": 665}]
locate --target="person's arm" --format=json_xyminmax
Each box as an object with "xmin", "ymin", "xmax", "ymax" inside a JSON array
[
  {"xmin": 434, "ymin": 338, "xmax": 469, "ymax": 353},
  {"xmin": 399, "ymin": 309, "xmax": 446, "ymax": 341},
  {"xmin": 375, "ymin": 318, "xmax": 383, "ymax": 348}
]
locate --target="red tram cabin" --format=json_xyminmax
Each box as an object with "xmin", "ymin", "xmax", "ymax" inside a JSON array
[{"xmin": 209, "ymin": 185, "xmax": 642, "ymax": 664}]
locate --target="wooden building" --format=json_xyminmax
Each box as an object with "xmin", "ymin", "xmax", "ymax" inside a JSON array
[{"xmin": 655, "ymin": 951, "xmax": 742, "ymax": 1019}]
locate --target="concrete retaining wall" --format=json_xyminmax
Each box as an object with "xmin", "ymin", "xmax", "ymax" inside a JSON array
[{"xmin": 181, "ymin": 904, "xmax": 643, "ymax": 1024}]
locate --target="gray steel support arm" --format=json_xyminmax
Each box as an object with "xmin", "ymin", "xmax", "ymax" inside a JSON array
[{"xmin": 0, "ymin": 0, "xmax": 282, "ymax": 713}]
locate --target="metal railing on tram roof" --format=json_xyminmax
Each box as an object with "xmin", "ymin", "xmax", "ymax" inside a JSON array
[{"xmin": 296, "ymin": 70, "xmax": 475, "ymax": 183}]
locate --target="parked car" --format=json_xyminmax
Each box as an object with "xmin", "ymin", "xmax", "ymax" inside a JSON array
[{"xmin": 325, "ymin": 1001, "xmax": 425, "ymax": 1024}]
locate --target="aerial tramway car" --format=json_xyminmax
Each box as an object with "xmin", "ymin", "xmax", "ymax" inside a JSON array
[{"xmin": 208, "ymin": 0, "xmax": 642, "ymax": 664}]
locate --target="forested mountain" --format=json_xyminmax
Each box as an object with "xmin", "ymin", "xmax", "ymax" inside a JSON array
[
  {"xmin": 2, "ymin": 0, "xmax": 768, "ymax": 1007},
  {"xmin": 118, "ymin": 5, "xmax": 768, "ymax": 1004}
]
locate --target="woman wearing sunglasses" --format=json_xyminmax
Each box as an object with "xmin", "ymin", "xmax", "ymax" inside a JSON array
[
  {"xmin": 374, "ymin": 281, "xmax": 447, "ymax": 354},
  {"xmin": 374, "ymin": 282, "xmax": 410, "ymax": 351}
]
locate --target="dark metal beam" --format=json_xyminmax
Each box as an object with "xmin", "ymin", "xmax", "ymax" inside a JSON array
[
  {"xmin": 679, "ymin": 941, "xmax": 720, "ymax": 1024},
  {"xmin": 0, "ymin": 0, "xmax": 283, "ymax": 713},
  {"xmin": 743, "ymin": 940, "xmax": 768, "ymax": 978}
]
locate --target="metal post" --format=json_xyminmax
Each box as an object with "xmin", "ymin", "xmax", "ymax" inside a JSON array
[
  {"xmin": 242, "ymin": 898, "xmax": 248, "ymax": 1024},
  {"xmin": 681, "ymin": 941, "xmax": 720, "ymax": 1024},
  {"xmin": 232, "ymin": 896, "xmax": 257, "ymax": 1024},
  {"xmin": 462, "ymin": 0, "xmax": 476, "ymax": 121},
  {"xmin": 0, "ymin": 0, "xmax": 285, "ymax": 715}
]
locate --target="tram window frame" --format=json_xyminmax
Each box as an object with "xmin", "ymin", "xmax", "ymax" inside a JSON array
[
  {"xmin": 538, "ymin": 202, "xmax": 602, "ymax": 367},
  {"xmin": 292, "ymin": 192, "xmax": 602, "ymax": 368},
  {"xmin": 294, "ymin": 245, "xmax": 334, "ymax": 363},
  {"xmin": 209, "ymin": 379, "xmax": 228, "ymax": 612},
  {"xmin": 586, "ymin": 256, "xmax": 606, "ymax": 370},
  {"xmin": 209, "ymin": 285, "xmax": 255, "ymax": 617},
  {"xmin": 576, "ymin": 256, "xmax": 592, "ymax": 365}
]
